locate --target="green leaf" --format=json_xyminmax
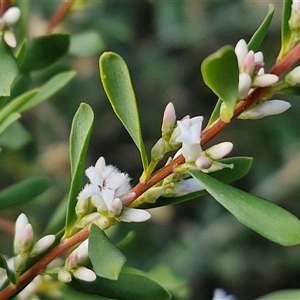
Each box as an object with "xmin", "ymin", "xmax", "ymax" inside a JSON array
[
  {"xmin": 0, "ymin": 112, "xmax": 20, "ymax": 136},
  {"xmin": 70, "ymin": 267, "xmax": 171, "ymax": 300},
  {"xmin": 65, "ymin": 103, "xmax": 94, "ymax": 232},
  {"xmin": 201, "ymin": 46, "xmax": 239, "ymax": 123},
  {"xmin": 0, "ymin": 121, "xmax": 31, "ymax": 149},
  {"xmin": 279, "ymin": 0, "xmax": 293, "ymax": 59},
  {"xmin": 99, "ymin": 52, "xmax": 148, "ymax": 170},
  {"xmin": 189, "ymin": 170, "xmax": 300, "ymax": 246},
  {"xmin": 136, "ymin": 157, "xmax": 252, "ymax": 209},
  {"xmin": 0, "ymin": 176, "xmax": 51, "ymax": 209},
  {"xmin": 70, "ymin": 30, "xmax": 105, "ymax": 57},
  {"xmin": 19, "ymin": 34, "xmax": 70, "ymax": 73},
  {"xmin": 206, "ymin": 98, "xmax": 222, "ymax": 128},
  {"xmin": 0, "ymin": 253, "xmax": 16, "ymax": 284},
  {"xmin": 0, "ymin": 42, "xmax": 19, "ymax": 96},
  {"xmin": 18, "ymin": 70, "xmax": 76, "ymax": 113},
  {"xmin": 248, "ymin": 4, "xmax": 274, "ymax": 52},
  {"xmin": 89, "ymin": 225, "xmax": 126, "ymax": 280},
  {"xmin": 256, "ymin": 289, "xmax": 300, "ymax": 300}
]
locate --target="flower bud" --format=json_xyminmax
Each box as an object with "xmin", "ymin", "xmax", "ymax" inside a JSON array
[
  {"xmin": 66, "ymin": 253, "xmax": 79, "ymax": 270},
  {"xmin": 238, "ymin": 73, "xmax": 252, "ymax": 99},
  {"xmin": 285, "ymin": 66, "xmax": 300, "ymax": 86},
  {"xmin": 58, "ymin": 269, "xmax": 72, "ymax": 283},
  {"xmin": 252, "ymin": 74, "xmax": 278, "ymax": 87},
  {"xmin": 14, "ymin": 254, "xmax": 26, "ymax": 273},
  {"xmin": 195, "ymin": 156, "xmax": 212, "ymax": 170},
  {"xmin": 2, "ymin": 7, "xmax": 21, "ymax": 25},
  {"xmin": 151, "ymin": 138, "xmax": 165, "ymax": 162},
  {"xmin": 4, "ymin": 30, "xmax": 17, "ymax": 47},
  {"xmin": 22, "ymin": 224, "xmax": 33, "ymax": 251},
  {"xmin": 14, "ymin": 213, "xmax": 29, "ymax": 254},
  {"xmin": 205, "ymin": 142, "xmax": 233, "ymax": 160},
  {"xmin": 30, "ymin": 235, "xmax": 55, "ymax": 257},
  {"xmin": 73, "ymin": 267, "xmax": 96, "ymax": 282},
  {"xmin": 119, "ymin": 208, "xmax": 151, "ymax": 222},
  {"xmin": 238, "ymin": 100, "xmax": 291, "ymax": 119},
  {"xmin": 235, "ymin": 39, "xmax": 248, "ymax": 68},
  {"xmin": 73, "ymin": 239, "xmax": 89, "ymax": 263},
  {"xmin": 161, "ymin": 102, "xmax": 176, "ymax": 136}
]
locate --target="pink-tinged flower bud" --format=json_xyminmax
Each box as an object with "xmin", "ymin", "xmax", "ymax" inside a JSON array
[
  {"xmin": 73, "ymin": 266, "xmax": 96, "ymax": 282},
  {"xmin": 2, "ymin": 7, "xmax": 21, "ymax": 25},
  {"xmin": 205, "ymin": 142, "xmax": 233, "ymax": 160},
  {"xmin": 30, "ymin": 235, "xmax": 55, "ymax": 257},
  {"xmin": 195, "ymin": 156, "xmax": 212, "ymax": 170},
  {"xmin": 95, "ymin": 156, "xmax": 106, "ymax": 173},
  {"xmin": 14, "ymin": 213, "xmax": 29, "ymax": 254},
  {"xmin": 161, "ymin": 102, "xmax": 176, "ymax": 135},
  {"xmin": 238, "ymin": 73, "xmax": 252, "ymax": 99},
  {"xmin": 120, "ymin": 191, "xmax": 136, "ymax": 206},
  {"xmin": 241, "ymin": 50, "xmax": 255, "ymax": 74},
  {"xmin": 285, "ymin": 66, "xmax": 300, "ymax": 86},
  {"xmin": 238, "ymin": 100, "xmax": 291, "ymax": 119},
  {"xmin": 110, "ymin": 197, "xmax": 123, "ymax": 215},
  {"xmin": 66, "ymin": 252, "xmax": 79, "ymax": 270},
  {"xmin": 58, "ymin": 269, "xmax": 72, "ymax": 283},
  {"xmin": 22, "ymin": 223, "xmax": 33, "ymax": 251},
  {"xmin": 235, "ymin": 39, "xmax": 248, "ymax": 68},
  {"xmin": 252, "ymin": 74, "xmax": 278, "ymax": 87}
]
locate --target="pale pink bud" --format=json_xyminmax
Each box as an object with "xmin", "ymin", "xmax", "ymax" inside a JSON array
[
  {"xmin": 30, "ymin": 235, "xmax": 55, "ymax": 256},
  {"xmin": 95, "ymin": 156, "xmax": 106, "ymax": 173},
  {"xmin": 120, "ymin": 191, "xmax": 136, "ymax": 206},
  {"xmin": 162, "ymin": 102, "xmax": 176, "ymax": 135},
  {"xmin": 66, "ymin": 252, "xmax": 79, "ymax": 270},
  {"xmin": 235, "ymin": 39, "xmax": 248, "ymax": 68},
  {"xmin": 111, "ymin": 197, "xmax": 123, "ymax": 215},
  {"xmin": 238, "ymin": 73, "xmax": 252, "ymax": 99},
  {"xmin": 205, "ymin": 142, "xmax": 233, "ymax": 160},
  {"xmin": 252, "ymin": 74, "xmax": 278, "ymax": 87},
  {"xmin": 73, "ymin": 267, "xmax": 96, "ymax": 282},
  {"xmin": 2, "ymin": 7, "xmax": 21, "ymax": 25},
  {"xmin": 195, "ymin": 156, "xmax": 212, "ymax": 169},
  {"xmin": 58, "ymin": 269, "xmax": 72, "ymax": 283},
  {"xmin": 22, "ymin": 224, "xmax": 33, "ymax": 250},
  {"xmin": 241, "ymin": 50, "xmax": 255, "ymax": 74}
]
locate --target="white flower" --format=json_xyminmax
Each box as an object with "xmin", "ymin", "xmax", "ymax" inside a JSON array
[
  {"xmin": 162, "ymin": 102, "xmax": 176, "ymax": 136},
  {"xmin": 0, "ymin": 6, "xmax": 20, "ymax": 47},
  {"xmin": 175, "ymin": 116, "xmax": 203, "ymax": 162},
  {"xmin": 14, "ymin": 213, "xmax": 29, "ymax": 254},
  {"xmin": 77, "ymin": 157, "xmax": 151, "ymax": 226}
]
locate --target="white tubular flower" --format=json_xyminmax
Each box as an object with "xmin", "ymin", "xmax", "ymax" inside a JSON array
[
  {"xmin": 238, "ymin": 100, "xmax": 291, "ymax": 119},
  {"xmin": 176, "ymin": 116, "xmax": 203, "ymax": 162},
  {"xmin": 77, "ymin": 157, "xmax": 151, "ymax": 227}
]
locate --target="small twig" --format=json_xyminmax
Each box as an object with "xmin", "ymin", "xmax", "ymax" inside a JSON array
[
  {"xmin": 130, "ymin": 42, "xmax": 300, "ymax": 202},
  {"xmin": 0, "ymin": 227, "xmax": 89, "ymax": 300},
  {"xmin": 46, "ymin": 0, "xmax": 74, "ymax": 34},
  {"xmin": 0, "ymin": 0, "xmax": 10, "ymax": 16}
]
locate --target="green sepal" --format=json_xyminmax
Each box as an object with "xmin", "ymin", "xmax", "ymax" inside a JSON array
[
  {"xmin": 201, "ymin": 46, "xmax": 239, "ymax": 123},
  {"xmin": 189, "ymin": 170, "xmax": 300, "ymax": 246},
  {"xmin": 65, "ymin": 103, "xmax": 94, "ymax": 234},
  {"xmin": 99, "ymin": 52, "xmax": 148, "ymax": 171},
  {"xmin": 0, "ymin": 253, "xmax": 16, "ymax": 284},
  {"xmin": 89, "ymin": 225, "xmax": 126, "ymax": 280}
]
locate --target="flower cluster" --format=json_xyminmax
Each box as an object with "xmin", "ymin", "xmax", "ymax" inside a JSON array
[
  {"xmin": 58, "ymin": 239, "xmax": 96, "ymax": 283},
  {"xmin": 13, "ymin": 213, "xmax": 55, "ymax": 273},
  {"xmin": 0, "ymin": 7, "xmax": 20, "ymax": 47},
  {"xmin": 76, "ymin": 157, "xmax": 151, "ymax": 230}
]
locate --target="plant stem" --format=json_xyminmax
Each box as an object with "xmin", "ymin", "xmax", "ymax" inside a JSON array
[
  {"xmin": 0, "ymin": 0, "xmax": 10, "ymax": 16},
  {"xmin": 0, "ymin": 227, "xmax": 89, "ymax": 300},
  {"xmin": 46, "ymin": 0, "xmax": 74, "ymax": 33},
  {"xmin": 130, "ymin": 41, "xmax": 300, "ymax": 202}
]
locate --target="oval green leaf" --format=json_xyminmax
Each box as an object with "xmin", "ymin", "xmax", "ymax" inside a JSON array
[
  {"xmin": 189, "ymin": 170, "xmax": 300, "ymax": 246},
  {"xmin": 70, "ymin": 267, "xmax": 171, "ymax": 300},
  {"xmin": 0, "ymin": 176, "xmax": 51, "ymax": 209},
  {"xmin": 0, "ymin": 42, "xmax": 19, "ymax": 96},
  {"xmin": 201, "ymin": 46, "xmax": 239, "ymax": 122},
  {"xmin": 99, "ymin": 52, "xmax": 148, "ymax": 170},
  {"xmin": 89, "ymin": 224, "xmax": 126, "ymax": 280},
  {"xmin": 20, "ymin": 34, "xmax": 70, "ymax": 73},
  {"xmin": 65, "ymin": 103, "xmax": 94, "ymax": 232},
  {"xmin": 256, "ymin": 289, "xmax": 300, "ymax": 300}
]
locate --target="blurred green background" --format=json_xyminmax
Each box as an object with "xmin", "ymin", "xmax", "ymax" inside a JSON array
[{"xmin": 1, "ymin": 1, "xmax": 300, "ymax": 299}]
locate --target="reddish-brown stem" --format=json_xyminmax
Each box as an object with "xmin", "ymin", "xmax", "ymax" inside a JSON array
[
  {"xmin": 0, "ymin": 227, "xmax": 89, "ymax": 300},
  {"xmin": 0, "ymin": 218, "xmax": 14, "ymax": 236},
  {"xmin": 46, "ymin": 0, "xmax": 74, "ymax": 34},
  {"xmin": 0, "ymin": 0, "xmax": 10, "ymax": 16},
  {"xmin": 131, "ymin": 41, "xmax": 300, "ymax": 201}
]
